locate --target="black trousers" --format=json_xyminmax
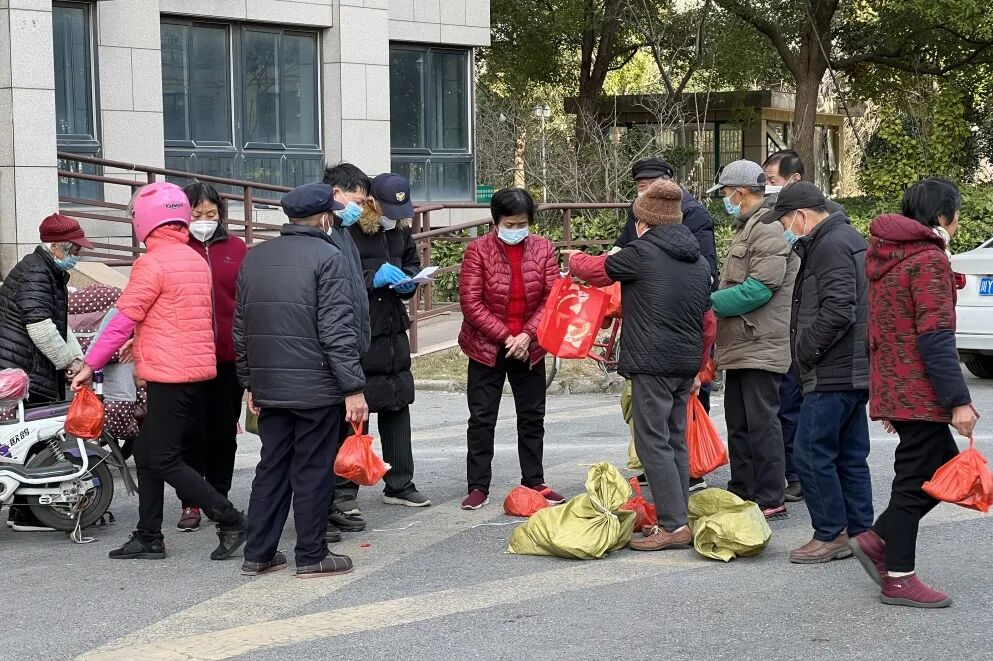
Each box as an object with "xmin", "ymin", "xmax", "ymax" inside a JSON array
[
  {"xmin": 873, "ymin": 420, "xmax": 959, "ymax": 573},
  {"xmin": 778, "ymin": 365, "xmax": 804, "ymax": 484},
  {"xmin": 334, "ymin": 405, "xmax": 415, "ymax": 502},
  {"xmin": 245, "ymin": 405, "xmax": 342, "ymax": 567},
  {"xmin": 134, "ymin": 382, "xmax": 241, "ymax": 539},
  {"xmin": 466, "ymin": 351, "xmax": 546, "ymax": 494},
  {"xmin": 180, "ymin": 362, "xmax": 244, "ymax": 505},
  {"xmin": 724, "ymin": 368, "xmax": 786, "ymax": 509}
]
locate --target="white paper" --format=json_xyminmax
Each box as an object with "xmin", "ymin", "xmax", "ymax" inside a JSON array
[{"xmin": 391, "ymin": 266, "xmax": 439, "ymax": 288}]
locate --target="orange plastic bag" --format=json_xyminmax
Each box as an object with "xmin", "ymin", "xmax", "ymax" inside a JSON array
[
  {"xmin": 600, "ymin": 282, "xmax": 622, "ymax": 319},
  {"xmin": 687, "ymin": 396, "xmax": 729, "ymax": 478},
  {"xmin": 333, "ymin": 421, "xmax": 390, "ymax": 486},
  {"xmin": 922, "ymin": 438, "xmax": 993, "ymax": 513},
  {"xmin": 537, "ymin": 276, "xmax": 610, "ymax": 359},
  {"xmin": 620, "ymin": 477, "xmax": 656, "ymax": 530},
  {"xmin": 698, "ymin": 356, "xmax": 716, "ymax": 385},
  {"xmin": 503, "ymin": 486, "xmax": 549, "ymax": 517},
  {"xmin": 64, "ymin": 387, "xmax": 105, "ymax": 439}
]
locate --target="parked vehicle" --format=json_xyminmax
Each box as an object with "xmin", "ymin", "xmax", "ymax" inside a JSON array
[{"xmin": 952, "ymin": 237, "xmax": 993, "ymax": 378}]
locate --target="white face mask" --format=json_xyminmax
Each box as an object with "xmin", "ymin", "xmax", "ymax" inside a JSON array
[
  {"xmin": 380, "ymin": 217, "xmax": 398, "ymax": 231},
  {"xmin": 189, "ymin": 220, "xmax": 218, "ymax": 243}
]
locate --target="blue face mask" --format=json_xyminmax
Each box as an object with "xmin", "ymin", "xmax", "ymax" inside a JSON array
[
  {"xmin": 53, "ymin": 254, "xmax": 78, "ymax": 271},
  {"xmin": 334, "ymin": 201, "xmax": 363, "ymax": 227},
  {"xmin": 783, "ymin": 229, "xmax": 799, "ymax": 247},
  {"xmin": 498, "ymin": 227, "xmax": 529, "ymax": 245},
  {"xmin": 723, "ymin": 193, "xmax": 741, "ymax": 218}
]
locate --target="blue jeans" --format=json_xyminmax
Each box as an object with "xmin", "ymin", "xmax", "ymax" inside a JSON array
[
  {"xmin": 778, "ymin": 366, "xmax": 803, "ymax": 484},
  {"xmin": 793, "ymin": 390, "xmax": 874, "ymax": 541}
]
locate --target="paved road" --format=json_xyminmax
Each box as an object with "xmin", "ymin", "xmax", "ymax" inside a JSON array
[{"xmin": 3, "ymin": 375, "xmax": 992, "ymax": 661}]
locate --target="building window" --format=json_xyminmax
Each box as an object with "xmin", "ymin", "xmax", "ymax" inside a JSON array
[
  {"xmin": 53, "ymin": 1, "xmax": 101, "ymax": 199},
  {"xmin": 161, "ymin": 19, "xmax": 322, "ymax": 189},
  {"xmin": 390, "ymin": 45, "xmax": 473, "ymax": 201}
]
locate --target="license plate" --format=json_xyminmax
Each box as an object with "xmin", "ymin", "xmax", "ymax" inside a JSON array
[{"xmin": 981, "ymin": 277, "xmax": 993, "ymax": 296}]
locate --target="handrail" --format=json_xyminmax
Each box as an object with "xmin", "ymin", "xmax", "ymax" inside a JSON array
[{"xmin": 56, "ymin": 151, "xmax": 630, "ymax": 353}]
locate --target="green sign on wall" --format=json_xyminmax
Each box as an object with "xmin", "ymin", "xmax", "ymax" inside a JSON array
[{"xmin": 476, "ymin": 185, "xmax": 495, "ymax": 204}]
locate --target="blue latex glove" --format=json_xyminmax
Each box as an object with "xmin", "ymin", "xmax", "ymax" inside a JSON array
[
  {"xmin": 395, "ymin": 282, "xmax": 416, "ymax": 294},
  {"xmin": 373, "ymin": 263, "xmax": 407, "ymax": 288}
]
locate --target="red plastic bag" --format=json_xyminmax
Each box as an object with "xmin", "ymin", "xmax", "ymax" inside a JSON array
[
  {"xmin": 698, "ymin": 356, "xmax": 716, "ymax": 385},
  {"xmin": 65, "ymin": 387, "xmax": 105, "ymax": 439},
  {"xmin": 600, "ymin": 282, "xmax": 622, "ymax": 319},
  {"xmin": 334, "ymin": 421, "xmax": 390, "ymax": 486},
  {"xmin": 503, "ymin": 486, "xmax": 549, "ymax": 517},
  {"xmin": 922, "ymin": 438, "xmax": 993, "ymax": 513},
  {"xmin": 620, "ymin": 477, "xmax": 656, "ymax": 530},
  {"xmin": 687, "ymin": 396, "xmax": 728, "ymax": 478},
  {"xmin": 537, "ymin": 276, "xmax": 609, "ymax": 358}
]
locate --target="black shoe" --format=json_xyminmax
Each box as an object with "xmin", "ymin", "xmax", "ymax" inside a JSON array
[
  {"xmin": 636, "ymin": 474, "xmax": 648, "ymax": 486},
  {"xmin": 109, "ymin": 532, "xmax": 166, "ymax": 560},
  {"xmin": 211, "ymin": 513, "xmax": 248, "ymax": 560},
  {"xmin": 329, "ymin": 507, "xmax": 366, "ymax": 532},
  {"xmin": 325, "ymin": 524, "xmax": 342, "ymax": 543},
  {"xmin": 296, "ymin": 553, "xmax": 354, "ymax": 578},
  {"xmin": 242, "ymin": 551, "xmax": 288, "ymax": 576},
  {"xmin": 688, "ymin": 477, "xmax": 708, "ymax": 493},
  {"xmin": 784, "ymin": 481, "xmax": 804, "ymax": 502}
]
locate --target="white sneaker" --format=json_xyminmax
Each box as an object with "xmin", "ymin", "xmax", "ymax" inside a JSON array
[{"xmin": 8, "ymin": 520, "xmax": 57, "ymax": 532}]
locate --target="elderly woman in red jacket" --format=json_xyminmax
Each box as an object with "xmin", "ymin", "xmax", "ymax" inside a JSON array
[
  {"xmin": 852, "ymin": 178, "xmax": 978, "ymax": 608},
  {"xmin": 458, "ymin": 188, "xmax": 564, "ymax": 511}
]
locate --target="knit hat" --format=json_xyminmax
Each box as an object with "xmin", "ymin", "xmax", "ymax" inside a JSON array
[
  {"xmin": 39, "ymin": 213, "xmax": 93, "ymax": 248},
  {"xmin": 633, "ymin": 179, "xmax": 683, "ymax": 226}
]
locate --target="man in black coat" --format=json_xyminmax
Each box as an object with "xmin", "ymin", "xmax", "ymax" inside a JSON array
[
  {"xmin": 767, "ymin": 182, "xmax": 873, "ymax": 565},
  {"xmin": 236, "ymin": 182, "xmax": 369, "ymax": 579}
]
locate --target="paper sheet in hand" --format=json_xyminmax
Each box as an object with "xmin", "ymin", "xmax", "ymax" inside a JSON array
[{"xmin": 391, "ymin": 266, "xmax": 439, "ymax": 288}]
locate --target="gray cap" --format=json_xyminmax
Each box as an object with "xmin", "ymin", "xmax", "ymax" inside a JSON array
[{"xmin": 706, "ymin": 160, "xmax": 767, "ymax": 195}]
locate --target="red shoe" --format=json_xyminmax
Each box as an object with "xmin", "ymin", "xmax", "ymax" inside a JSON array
[
  {"xmin": 849, "ymin": 530, "xmax": 887, "ymax": 586},
  {"xmin": 461, "ymin": 490, "xmax": 489, "ymax": 510},
  {"xmin": 762, "ymin": 504, "xmax": 788, "ymax": 520},
  {"xmin": 177, "ymin": 507, "xmax": 201, "ymax": 532},
  {"xmin": 881, "ymin": 574, "xmax": 952, "ymax": 608},
  {"xmin": 530, "ymin": 484, "xmax": 566, "ymax": 505}
]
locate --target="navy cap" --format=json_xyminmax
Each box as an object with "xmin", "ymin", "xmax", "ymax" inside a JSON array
[
  {"xmin": 280, "ymin": 182, "xmax": 344, "ymax": 218},
  {"xmin": 766, "ymin": 181, "xmax": 827, "ymax": 223},
  {"xmin": 632, "ymin": 157, "xmax": 674, "ymax": 181},
  {"xmin": 371, "ymin": 173, "xmax": 415, "ymax": 220}
]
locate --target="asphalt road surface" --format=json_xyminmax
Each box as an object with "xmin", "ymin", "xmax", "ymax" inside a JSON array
[{"xmin": 3, "ymin": 374, "xmax": 992, "ymax": 661}]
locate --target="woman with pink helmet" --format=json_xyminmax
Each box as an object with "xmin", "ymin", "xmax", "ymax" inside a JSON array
[{"xmin": 72, "ymin": 181, "xmax": 247, "ymax": 561}]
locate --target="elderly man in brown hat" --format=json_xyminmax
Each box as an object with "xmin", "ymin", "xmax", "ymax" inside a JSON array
[
  {"xmin": 0, "ymin": 213, "xmax": 92, "ymax": 531},
  {"xmin": 565, "ymin": 179, "xmax": 716, "ymax": 551}
]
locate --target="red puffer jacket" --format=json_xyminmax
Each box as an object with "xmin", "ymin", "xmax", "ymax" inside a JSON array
[
  {"xmin": 189, "ymin": 225, "xmax": 247, "ymax": 364},
  {"xmin": 459, "ymin": 230, "xmax": 558, "ymax": 367},
  {"xmin": 866, "ymin": 213, "xmax": 972, "ymax": 423}
]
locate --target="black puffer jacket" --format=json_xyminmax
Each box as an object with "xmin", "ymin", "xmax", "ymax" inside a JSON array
[
  {"xmin": 606, "ymin": 224, "xmax": 712, "ymax": 377},
  {"xmin": 791, "ymin": 211, "xmax": 870, "ymax": 394},
  {"xmin": 347, "ymin": 214, "xmax": 420, "ymax": 413},
  {"xmin": 0, "ymin": 247, "xmax": 70, "ymax": 402},
  {"xmin": 234, "ymin": 224, "xmax": 366, "ymax": 409}
]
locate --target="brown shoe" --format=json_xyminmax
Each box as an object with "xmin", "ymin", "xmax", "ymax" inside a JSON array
[
  {"xmin": 789, "ymin": 532, "xmax": 853, "ymax": 564},
  {"xmin": 296, "ymin": 552, "xmax": 354, "ymax": 578},
  {"xmin": 629, "ymin": 526, "xmax": 693, "ymax": 551}
]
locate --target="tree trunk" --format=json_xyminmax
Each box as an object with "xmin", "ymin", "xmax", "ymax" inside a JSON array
[
  {"xmin": 791, "ymin": 74, "xmax": 821, "ymax": 181},
  {"xmin": 513, "ymin": 126, "xmax": 527, "ymax": 188}
]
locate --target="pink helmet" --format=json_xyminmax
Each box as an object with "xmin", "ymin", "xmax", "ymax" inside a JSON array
[{"xmin": 130, "ymin": 181, "xmax": 191, "ymax": 243}]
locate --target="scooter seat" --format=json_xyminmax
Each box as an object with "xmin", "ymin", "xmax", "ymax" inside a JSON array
[
  {"xmin": 23, "ymin": 402, "xmax": 72, "ymax": 422},
  {"xmin": 0, "ymin": 461, "xmax": 76, "ymax": 480}
]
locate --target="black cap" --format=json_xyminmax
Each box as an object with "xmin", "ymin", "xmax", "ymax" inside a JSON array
[
  {"xmin": 371, "ymin": 173, "xmax": 415, "ymax": 220},
  {"xmin": 632, "ymin": 157, "xmax": 674, "ymax": 181},
  {"xmin": 767, "ymin": 181, "xmax": 827, "ymax": 223},
  {"xmin": 280, "ymin": 182, "xmax": 343, "ymax": 219}
]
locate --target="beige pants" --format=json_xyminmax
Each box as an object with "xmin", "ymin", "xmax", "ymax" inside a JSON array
[{"xmin": 620, "ymin": 379, "xmax": 643, "ymax": 470}]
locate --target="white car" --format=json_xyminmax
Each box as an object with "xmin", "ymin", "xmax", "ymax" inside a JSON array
[{"xmin": 952, "ymin": 237, "xmax": 993, "ymax": 378}]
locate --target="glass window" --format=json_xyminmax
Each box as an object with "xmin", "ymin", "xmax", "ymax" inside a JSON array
[
  {"xmin": 243, "ymin": 30, "xmax": 279, "ymax": 145},
  {"xmin": 281, "ymin": 34, "xmax": 318, "ymax": 147},
  {"xmin": 161, "ymin": 24, "xmax": 190, "ymax": 142},
  {"xmin": 191, "ymin": 26, "xmax": 231, "ymax": 144},
  {"xmin": 390, "ymin": 45, "xmax": 474, "ymax": 201}
]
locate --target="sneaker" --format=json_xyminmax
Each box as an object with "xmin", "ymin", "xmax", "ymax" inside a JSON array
[
  {"xmin": 461, "ymin": 490, "xmax": 489, "ymax": 510},
  {"xmin": 242, "ymin": 551, "xmax": 288, "ymax": 577},
  {"xmin": 336, "ymin": 499, "xmax": 362, "ymax": 516},
  {"xmin": 328, "ymin": 508, "xmax": 366, "ymax": 532},
  {"xmin": 210, "ymin": 513, "xmax": 248, "ymax": 561},
  {"xmin": 629, "ymin": 525, "xmax": 693, "ymax": 551},
  {"xmin": 784, "ymin": 481, "xmax": 804, "ymax": 502},
  {"xmin": 762, "ymin": 504, "xmax": 788, "ymax": 520},
  {"xmin": 109, "ymin": 532, "xmax": 166, "ymax": 560},
  {"xmin": 881, "ymin": 574, "xmax": 952, "ymax": 608},
  {"xmin": 6, "ymin": 508, "xmax": 57, "ymax": 532},
  {"xmin": 382, "ymin": 490, "xmax": 432, "ymax": 507},
  {"xmin": 296, "ymin": 553, "xmax": 354, "ymax": 578},
  {"xmin": 530, "ymin": 484, "xmax": 566, "ymax": 505},
  {"xmin": 789, "ymin": 533, "xmax": 852, "ymax": 564},
  {"xmin": 688, "ymin": 477, "xmax": 707, "ymax": 493},
  {"xmin": 849, "ymin": 529, "xmax": 887, "ymax": 586},
  {"xmin": 636, "ymin": 474, "xmax": 648, "ymax": 486},
  {"xmin": 325, "ymin": 524, "xmax": 342, "ymax": 543},
  {"xmin": 177, "ymin": 507, "xmax": 201, "ymax": 532}
]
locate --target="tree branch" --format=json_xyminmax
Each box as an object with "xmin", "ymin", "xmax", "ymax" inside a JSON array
[
  {"xmin": 712, "ymin": 0, "xmax": 799, "ymax": 76},
  {"xmin": 832, "ymin": 43, "xmax": 993, "ymax": 75}
]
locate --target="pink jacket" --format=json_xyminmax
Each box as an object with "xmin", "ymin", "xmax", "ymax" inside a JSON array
[{"xmin": 104, "ymin": 226, "xmax": 216, "ymax": 383}]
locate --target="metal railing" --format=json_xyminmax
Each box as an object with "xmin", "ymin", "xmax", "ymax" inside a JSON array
[{"xmin": 56, "ymin": 152, "xmax": 628, "ymax": 353}]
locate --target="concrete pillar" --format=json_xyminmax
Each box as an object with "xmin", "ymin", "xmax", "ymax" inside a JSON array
[{"xmin": 0, "ymin": 2, "xmax": 59, "ymax": 277}]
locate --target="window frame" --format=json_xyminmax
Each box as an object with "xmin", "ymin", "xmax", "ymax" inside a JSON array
[{"xmin": 389, "ymin": 43, "xmax": 475, "ymax": 202}]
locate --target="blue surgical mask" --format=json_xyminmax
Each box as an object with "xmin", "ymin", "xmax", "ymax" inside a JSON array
[
  {"xmin": 53, "ymin": 254, "xmax": 78, "ymax": 271},
  {"xmin": 723, "ymin": 194, "xmax": 741, "ymax": 218},
  {"xmin": 380, "ymin": 217, "xmax": 398, "ymax": 231},
  {"xmin": 783, "ymin": 229, "xmax": 799, "ymax": 247},
  {"xmin": 498, "ymin": 227, "xmax": 529, "ymax": 245},
  {"xmin": 334, "ymin": 201, "xmax": 363, "ymax": 227}
]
